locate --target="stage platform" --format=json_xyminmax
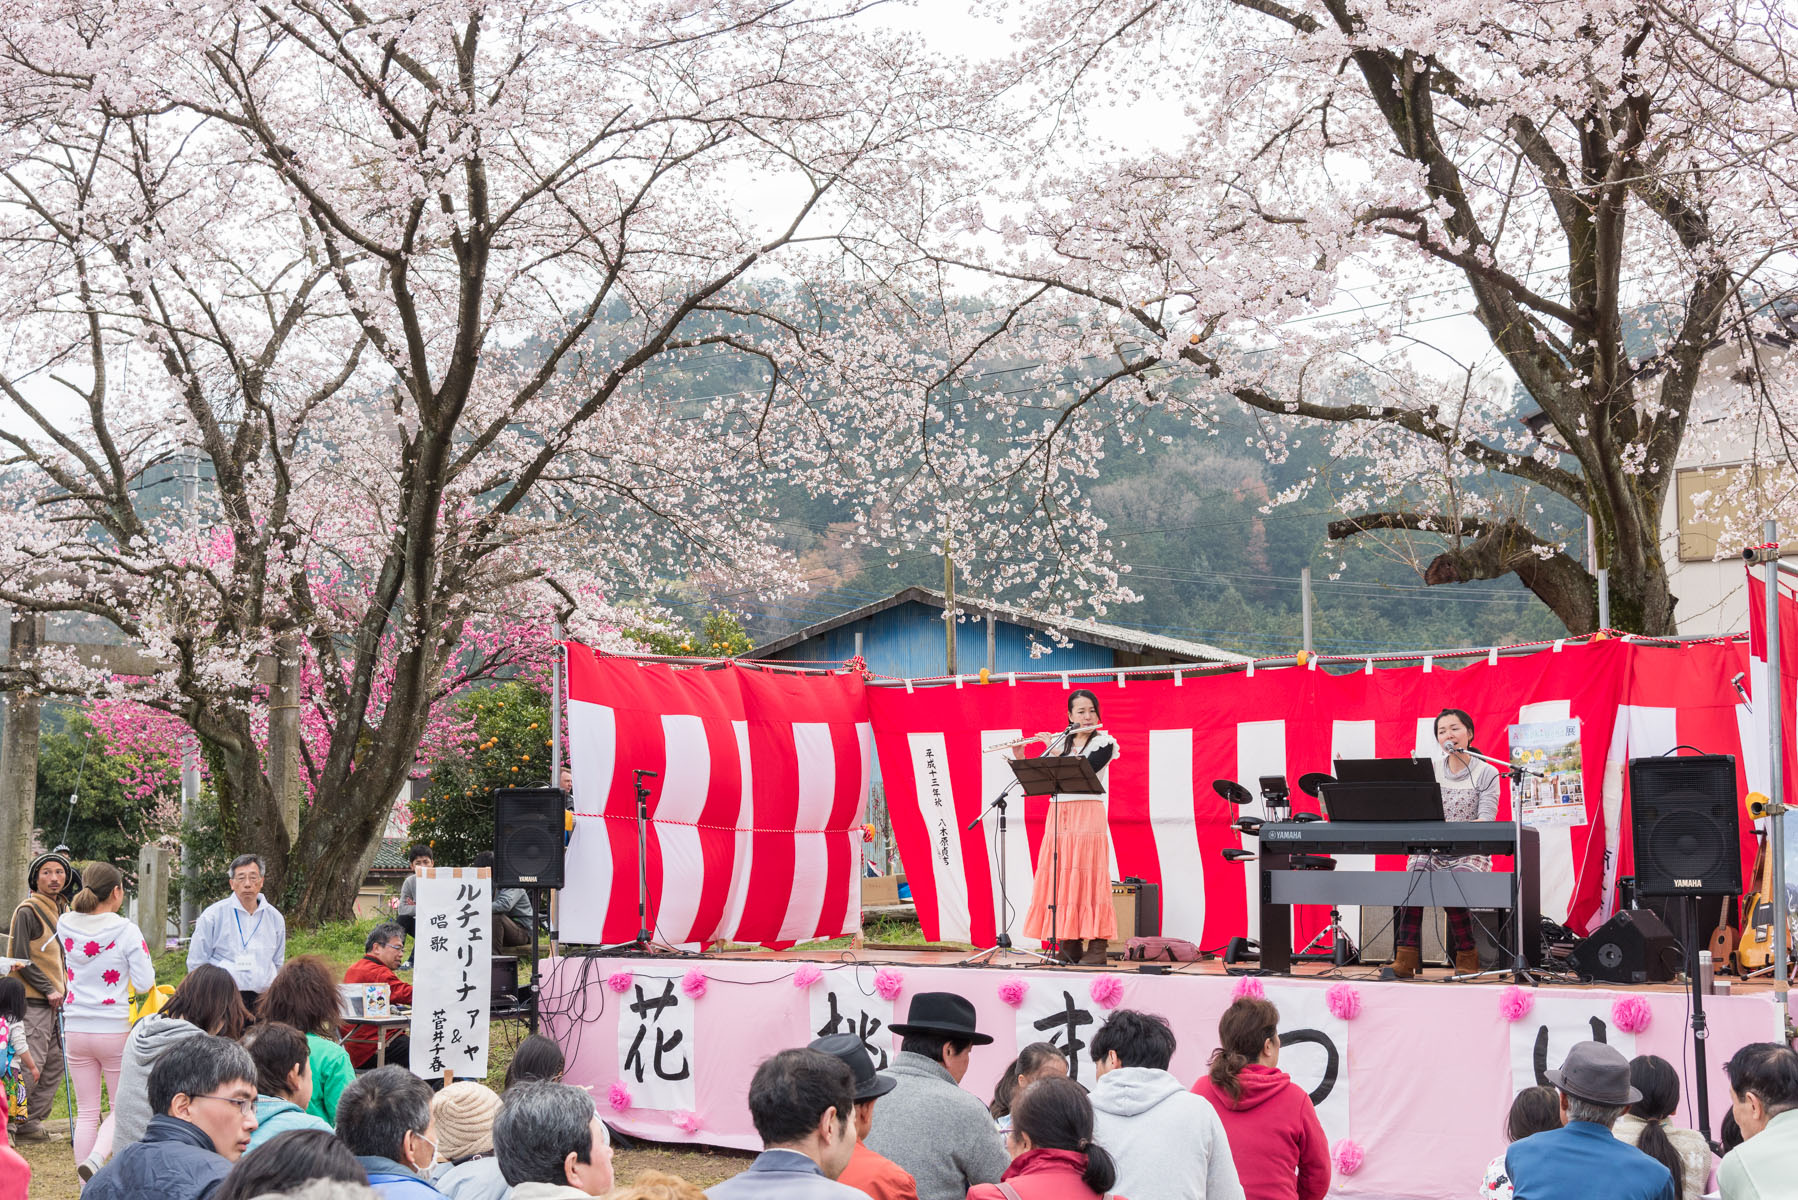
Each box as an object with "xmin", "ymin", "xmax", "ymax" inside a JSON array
[{"xmin": 540, "ymin": 946, "xmax": 1786, "ymax": 1200}]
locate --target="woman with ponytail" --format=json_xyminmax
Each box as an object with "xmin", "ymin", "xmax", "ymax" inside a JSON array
[
  {"xmin": 1614, "ymin": 1055, "xmax": 1712, "ymax": 1199},
  {"xmin": 54, "ymin": 861, "xmax": 155, "ymax": 1168},
  {"xmin": 970, "ymin": 1075, "xmax": 1124, "ymax": 1200},
  {"xmin": 1190, "ymin": 997, "xmax": 1329, "ymax": 1200}
]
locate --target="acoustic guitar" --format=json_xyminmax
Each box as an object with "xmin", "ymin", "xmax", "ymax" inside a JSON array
[
  {"xmin": 1709, "ymin": 895, "xmax": 1740, "ymax": 972},
  {"xmin": 1735, "ymin": 828, "xmax": 1778, "ymax": 975}
]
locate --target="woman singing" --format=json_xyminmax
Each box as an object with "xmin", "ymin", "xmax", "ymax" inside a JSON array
[
  {"xmin": 1392, "ymin": 707, "xmax": 1501, "ymax": 978},
  {"xmin": 1012, "ymin": 689, "xmax": 1119, "ymax": 965}
]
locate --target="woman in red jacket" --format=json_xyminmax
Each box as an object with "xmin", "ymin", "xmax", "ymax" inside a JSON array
[
  {"xmin": 1190, "ymin": 997, "xmax": 1329, "ymax": 1200},
  {"xmin": 969, "ymin": 1075, "xmax": 1124, "ymax": 1200}
]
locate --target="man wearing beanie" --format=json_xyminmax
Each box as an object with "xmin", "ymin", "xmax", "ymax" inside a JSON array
[
  {"xmin": 7, "ymin": 850, "xmax": 71, "ymax": 1140},
  {"xmin": 430, "ymin": 1082, "xmax": 508, "ymax": 1200}
]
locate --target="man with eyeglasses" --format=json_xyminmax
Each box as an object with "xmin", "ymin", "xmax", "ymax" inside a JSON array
[
  {"xmin": 187, "ymin": 853, "xmax": 288, "ymax": 1011},
  {"xmin": 344, "ymin": 920, "xmax": 416, "ymax": 1069},
  {"xmin": 338, "ymin": 1065, "xmax": 448, "ymax": 1196},
  {"xmin": 84, "ymin": 1033, "xmax": 259, "ymax": 1200}
]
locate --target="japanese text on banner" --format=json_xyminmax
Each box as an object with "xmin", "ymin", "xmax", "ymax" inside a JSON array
[{"xmin": 410, "ymin": 868, "xmax": 492, "ymax": 1081}]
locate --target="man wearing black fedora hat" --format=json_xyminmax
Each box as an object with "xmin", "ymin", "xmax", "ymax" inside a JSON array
[
  {"xmin": 811, "ymin": 1033, "xmax": 918, "ymax": 1200},
  {"xmin": 864, "ymin": 993, "xmax": 1009, "ymax": 1200},
  {"xmin": 1504, "ymin": 1041, "xmax": 1676, "ymax": 1200}
]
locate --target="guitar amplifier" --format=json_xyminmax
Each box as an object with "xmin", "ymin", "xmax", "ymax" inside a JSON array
[{"xmin": 1112, "ymin": 880, "xmax": 1161, "ymax": 940}]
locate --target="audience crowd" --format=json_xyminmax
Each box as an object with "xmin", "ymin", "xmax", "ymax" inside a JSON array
[{"xmin": 7, "ymin": 849, "xmax": 1798, "ymax": 1200}]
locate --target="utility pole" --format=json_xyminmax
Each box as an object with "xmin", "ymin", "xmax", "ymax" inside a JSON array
[
  {"xmin": 0, "ymin": 609, "xmax": 45, "ymax": 913},
  {"xmin": 1300, "ymin": 567, "xmax": 1314, "ymax": 658},
  {"xmin": 267, "ymin": 629, "xmax": 303, "ymax": 844},
  {"xmin": 943, "ymin": 533, "xmax": 957, "ymax": 675}
]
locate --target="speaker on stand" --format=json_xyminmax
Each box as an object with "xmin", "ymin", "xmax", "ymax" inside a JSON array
[
  {"xmin": 493, "ymin": 787, "xmax": 570, "ymax": 1032},
  {"xmin": 1627, "ymin": 753, "xmax": 1741, "ymax": 1145}
]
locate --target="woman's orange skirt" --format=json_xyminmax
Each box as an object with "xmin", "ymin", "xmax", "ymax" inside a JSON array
[{"xmin": 1022, "ymin": 799, "xmax": 1116, "ymax": 940}]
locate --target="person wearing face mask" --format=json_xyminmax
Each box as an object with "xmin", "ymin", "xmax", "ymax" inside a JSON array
[
  {"xmin": 1391, "ymin": 707, "xmax": 1502, "ymax": 978},
  {"xmin": 1010, "ymin": 689, "xmax": 1120, "ymax": 965}
]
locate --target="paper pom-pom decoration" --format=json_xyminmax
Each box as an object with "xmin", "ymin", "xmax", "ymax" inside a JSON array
[
  {"xmin": 793, "ymin": 963, "xmax": 823, "ymax": 989},
  {"xmin": 1089, "ymin": 974, "xmax": 1125, "ymax": 1009},
  {"xmin": 1232, "ymin": 975, "xmax": 1265, "ymax": 1000},
  {"xmin": 681, "ymin": 968, "xmax": 709, "ymax": 1000},
  {"xmin": 1611, "ymin": 994, "xmax": 1653, "ymax": 1034},
  {"xmin": 998, "ymin": 979, "xmax": 1029, "ymax": 1008},
  {"xmin": 606, "ymin": 971, "xmax": 633, "ymax": 994},
  {"xmin": 608, "ymin": 1082, "xmax": 633, "ymax": 1112},
  {"xmin": 874, "ymin": 968, "xmax": 904, "ymax": 1000},
  {"xmin": 1332, "ymin": 1139, "xmax": 1364, "ymax": 1175},
  {"xmin": 673, "ymin": 1110, "xmax": 701, "ymax": 1133},
  {"xmin": 1326, "ymin": 983, "xmax": 1362, "ymax": 1021},
  {"xmin": 1499, "ymin": 985, "xmax": 1534, "ymax": 1022}
]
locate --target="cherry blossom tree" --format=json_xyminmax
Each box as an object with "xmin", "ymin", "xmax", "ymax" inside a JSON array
[
  {"xmin": 0, "ymin": 0, "xmax": 998, "ymax": 919},
  {"xmin": 850, "ymin": 0, "xmax": 1798, "ymax": 635}
]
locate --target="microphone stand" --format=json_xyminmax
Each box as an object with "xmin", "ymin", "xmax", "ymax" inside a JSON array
[
  {"xmin": 962, "ymin": 727, "xmax": 1072, "ymax": 966},
  {"xmin": 1444, "ymin": 743, "xmax": 1546, "ymax": 985}
]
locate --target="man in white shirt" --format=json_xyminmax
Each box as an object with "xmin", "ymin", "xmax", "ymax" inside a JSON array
[{"xmin": 186, "ymin": 854, "xmax": 287, "ymax": 1009}]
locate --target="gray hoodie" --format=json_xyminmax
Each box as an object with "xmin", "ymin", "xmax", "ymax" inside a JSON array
[
  {"xmin": 111, "ymin": 1014, "xmax": 210, "ymax": 1151},
  {"xmin": 1087, "ymin": 1066, "xmax": 1245, "ymax": 1200}
]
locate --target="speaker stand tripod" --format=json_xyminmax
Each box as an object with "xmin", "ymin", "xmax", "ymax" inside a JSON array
[{"xmin": 1295, "ymin": 905, "xmax": 1358, "ymax": 966}]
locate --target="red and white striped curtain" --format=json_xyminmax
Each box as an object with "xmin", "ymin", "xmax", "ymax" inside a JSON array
[{"xmin": 560, "ymin": 647, "xmax": 872, "ymax": 947}]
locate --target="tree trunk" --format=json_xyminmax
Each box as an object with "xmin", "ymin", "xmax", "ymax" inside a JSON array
[{"xmin": 0, "ymin": 611, "xmax": 44, "ymax": 910}]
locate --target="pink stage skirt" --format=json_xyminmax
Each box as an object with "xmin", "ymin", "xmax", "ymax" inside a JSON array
[{"xmin": 1022, "ymin": 799, "xmax": 1117, "ymax": 940}]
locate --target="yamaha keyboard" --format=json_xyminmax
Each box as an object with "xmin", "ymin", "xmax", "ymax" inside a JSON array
[
  {"xmin": 1255, "ymin": 820, "xmax": 1540, "ymax": 973},
  {"xmin": 1259, "ymin": 820, "xmax": 1532, "ymax": 857}
]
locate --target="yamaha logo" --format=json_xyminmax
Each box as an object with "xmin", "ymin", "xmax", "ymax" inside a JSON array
[{"xmin": 1674, "ymin": 878, "xmax": 1703, "ymax": 888}]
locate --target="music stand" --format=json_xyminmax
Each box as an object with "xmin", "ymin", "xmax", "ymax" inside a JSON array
[{"xmin": 1006, "ymin": 755, "xmax": 1105, "ymax": 964}]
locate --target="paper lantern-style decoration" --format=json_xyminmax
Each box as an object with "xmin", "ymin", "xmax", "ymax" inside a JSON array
[
  {"xmin": 1089, "ymin": 975, "xmax": 1125, "ymax": 1009},
  {"xmin": 673, "ymin": 1110, "xmax": 701, "ymax": 1133},
  {"xmin": 608, "ymin": 1082, "xmax": 633, "ymax": 1112},
  {"xmin": 681, "ymin": 968, "xmax": 709, "ymax": 1000},
  {"xmin": 1333, "ymin": 1139, "xmax": 1364, "ymax": 1175},
  {"xmin": 1326, "ymin": 983, "xmax": 1361, "ymax": 1020},
  {"xmin": 1499, "ymin": 985, "xmax": 1534, "ymax": 1022},
  {"xmin": 1232, "ymin": 975, "xmax": 1265, "ymax": 1000},
  {"xmin": 999, "ymin": 979, "xmax": 1029, "ymax": 1008},
  {"xmin": 793, "ymin": 963, "xmax": 823, "ymax": 989},
  {"xmin": 606, "ymin": 971, "xmax": 633, "ymax": 994},
  {"xmin": 1611, "ymin": 994, "xmax": 1653, "ymax": 1034}
]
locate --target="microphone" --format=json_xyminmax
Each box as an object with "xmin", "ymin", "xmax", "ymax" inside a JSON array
[{"xmin": 1733, "ymin": 672, "xmax": 1752, "ymax": 713}]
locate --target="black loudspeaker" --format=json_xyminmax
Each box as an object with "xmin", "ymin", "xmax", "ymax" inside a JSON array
[
  {"xmin": 1567, "ymin": 909, "xmax": 1680, "ymax": 984},
  {"xmin": 1628, "ymin": 755, "xmax": 1741, "ymax": 897},
  {"xmin": 493, "ymin": 787, "xmax": 567, "ymax": 888}
]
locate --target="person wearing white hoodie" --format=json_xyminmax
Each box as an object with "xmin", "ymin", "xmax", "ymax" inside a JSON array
[
  {"xmin": 1085, "ymin": 1009, "xmax": 1245, "ymax": 1200},
  {"xmin": 55, "ymin": 861, "xmax": 156, "ymax": 1168}
]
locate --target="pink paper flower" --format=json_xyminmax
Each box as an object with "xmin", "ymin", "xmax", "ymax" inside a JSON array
[
  {"xmin": 1089, "ymin": 975, "xmax": 1124, "ymax": 1010},
  {"xmin": 1611, "ymin": 994, "xmax": 1653, "ymax": 1034},
  {"xmin": 998, "ymin": 979, "xmax": 1029, "ymax": 1008},
  {"xmin": 673, "ymin": 1110, "xmax": 701, "ymax": 1133},
  {"xmin": 103, "ymin": 969, "xmax": 120, "ymax": 986},
  {"xmin": 793, "ymin": 964, "xmax": 823, "ymax": 989},
  {"xmin": 607, "ymin": 1082, "xmax": 632, "ymax": 1112},
  {"xmin": 874, "ymin": 968, "xmax": 904, "ymax": 1000},
  {"xmin": 606, "ymin": 971, "xmax": 633, "ymax": 993},
  {"xmin": 1499, "ymin": 985, "xmax": 1534, "ymax": 1022},
  {"xmin": 1332, "ymin": 1139, "xmax": 1364, "ymax": 1175},
  {"xmin": 681, "ymin": 969, "xmax": 708, "ymax": 1000},
  {"xmin": 1325, "ymin": 983, "xmax": 1361, "ymax": 1021},
  {"xmin": 1232, "ymin": 975, "xmax": 1265, "ymax": 1000}
]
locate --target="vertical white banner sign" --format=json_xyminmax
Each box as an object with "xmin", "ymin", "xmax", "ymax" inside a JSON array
[
  {"xmin": 410, "ymin": 867, "xmax": 492, "ymax": 1081},
  {"xmin": 615, "ymin": 972, "xmax": 697, "ymax": 1111}
]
